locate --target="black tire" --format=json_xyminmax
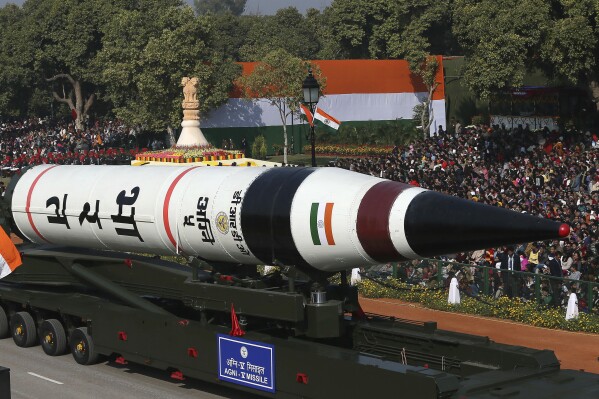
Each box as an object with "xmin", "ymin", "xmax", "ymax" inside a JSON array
[
  {"xmin": 11, "ymin": 311, "xmax": 37, "ymax": 347},
  {"xmin": 69, "ymin": 327, "xmax": 99, "ymax": 365},
  {"xmin": 0, "ymin": 307, "xmax": 8, "ymax": 339},
  {"xmin": 40, "ymin": 319, "xmax": 67, "ymax": 356}
]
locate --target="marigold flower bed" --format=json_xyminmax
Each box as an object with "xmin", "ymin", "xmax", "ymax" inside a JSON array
[
  {"xmin": 136, "ymin": 145, "xmax": 244, "ymax": 163},
  {"xmin": 305, "ymin": 144, "xmax": 393, "ymax": 157},
  {"xmin": 359, "ymin": 280, "xmax": 599, "ymax": 334}
]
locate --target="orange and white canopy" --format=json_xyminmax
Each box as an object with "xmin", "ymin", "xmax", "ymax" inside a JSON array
[{"xmin": 202, "ymin": 58, "xmax": 446, "ymax": 135}]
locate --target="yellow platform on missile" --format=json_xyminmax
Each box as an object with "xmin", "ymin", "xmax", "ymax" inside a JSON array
[
  {"xmin": 133, "ymin": 147, "xmax": 284, "ymax": 167},
  {"xmin": 131, "ymin": 157, "xmax": 283, "ymax": 167}
]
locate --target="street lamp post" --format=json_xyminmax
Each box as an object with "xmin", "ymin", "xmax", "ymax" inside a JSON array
[{"xmin": 302, "ymin": 69, "xmax": 320, "ymax": 167}]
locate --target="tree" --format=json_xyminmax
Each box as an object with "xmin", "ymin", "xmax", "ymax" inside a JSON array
[
  {"xmin": 410, "ymin": 57, "xmax": 440, "ymax": 137},
  {"xmin": 320, "ymin": 0, "xmax": 449, "ymax": 136},
  {"xmin": 19, "ymin": 0, "xmax": 118, "ymax": 129},
  {"xmin": 539, "ymin": 0, "xmax": 598, "ymax": 104},
  {"xmin": 194, "ymin": 0, "xmax": 246, "ymax": 16},
  {"xmin": 198, "ymin": 12, "xmax": 254, "ymax": 61},
  {"xmin": 238, "ymin": 49, "xmax": 324, "ymax": 164},
  {"xmin": 318, "ymin": 0, "xmax": 392, "ymax": 59},
  {"xmin": 452, "ymin": 0, "xmax": 551, "ymax": 98},
  {"xmin": 378, "ymin": 1, "xmax": 449, "ymax": 137},
  {"xmin": 97, "ymin": 2, "xmax": 240, "ymax": 133},
  {"xmin": 319, "ymin": 0, "xmax": 455, "ymax": 60},
  {"xmin": 238, "ymin": 7, "xmax": 321, "ymax": 61},
  {"xmin": 452, "ymin": 0, "xmax": 598, "ymax": 98},
  {"xmin": 0, "ymin": 4, "xmax": 31, "ymax": 116}
]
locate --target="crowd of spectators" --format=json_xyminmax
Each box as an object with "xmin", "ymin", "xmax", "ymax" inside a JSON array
[
  {"xmin": 334, "ymin": 124, "xmax": 599, "ymax": 312},
  {"xmin": 2, "ymin": 116, "xmax": 598, "ymax": 311},
  {"xmin": 0, "ymin": 118, "xmax": 146, "ymax": 176}
]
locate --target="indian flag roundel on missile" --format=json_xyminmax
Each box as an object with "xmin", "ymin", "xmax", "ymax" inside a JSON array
[{"xmin": 310, "ymin": 202, "xmax": 335, "ymax": 245}]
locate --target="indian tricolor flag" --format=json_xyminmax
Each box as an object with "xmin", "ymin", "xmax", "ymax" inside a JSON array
[
  {"xmin": 310, "ymin": 203, "xmax": 335, "ymax": 245},
  {"xmin": 299, "ymin": 104, "xmax": 314, "ymax": 126},
  {"xmin": 314, "ymin": 107, "xmax": 340, "ymax": 130},
  {"xmin": 0, "ymin": 226, "xmax": 22, "ymax": 279}
]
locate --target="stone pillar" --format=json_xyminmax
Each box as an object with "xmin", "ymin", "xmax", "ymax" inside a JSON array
[{"xmin": 177, "ymin": 76, "xmax": 209, "ymax": 147}]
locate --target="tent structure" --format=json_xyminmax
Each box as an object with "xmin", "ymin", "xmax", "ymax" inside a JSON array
[{"xmin": 200, "ymin": 58, "xmax": 447, "ymax": 152}]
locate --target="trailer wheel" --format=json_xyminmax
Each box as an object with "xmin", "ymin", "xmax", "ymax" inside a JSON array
[
  {"xmin": 69, "ymin": 327, "xmax": 99, "ymax": 365},
  {"xmin": 40, "ymin": 319, "xmax": 67, "ymax": 356},
  {"xmin": 11, "ymin": 311, "xmax": 37, "ymax": 347},
  {"xmin": 0, "ymin": 307, "xmax": 8, "ymax": 339}
]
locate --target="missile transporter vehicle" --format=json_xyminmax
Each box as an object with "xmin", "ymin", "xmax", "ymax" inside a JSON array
[{"xmin": 0, "ymin": 165, "xmax": 597, "ymax": 399}]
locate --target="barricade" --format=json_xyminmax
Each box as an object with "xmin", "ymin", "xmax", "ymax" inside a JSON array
[{"xmin": 379, "ymin": 259, "xmax": 598, "ymax": 312}]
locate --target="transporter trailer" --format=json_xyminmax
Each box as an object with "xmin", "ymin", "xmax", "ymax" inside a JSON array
[
  {"xmin": 0, "ymin": 245, "xmax": 598, "ymax": 399},
  {"xmin": 0, "ymin": 165, "xmax": 598, "ymax": 398}
]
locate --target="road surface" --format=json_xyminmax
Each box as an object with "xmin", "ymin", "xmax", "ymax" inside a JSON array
[{"xmin": 0, "ymin": 338, "xmax": 259, "ymax": 399}]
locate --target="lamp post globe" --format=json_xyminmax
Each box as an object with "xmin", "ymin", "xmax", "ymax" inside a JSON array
[
  {"xmin": 302, "ymin": 70, "xmax": 320, "ymax": 105},
  {"xmin": 302, "ymin": 69, "xmax": 320, "ymax": 167}
]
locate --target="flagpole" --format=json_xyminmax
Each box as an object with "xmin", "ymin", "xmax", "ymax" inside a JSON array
[
  {"xmin": 302, "ymin": 69, "xmax": 320, "ymax": 168},
  {"xmin": 310, "ymin": 121, "xmax": 316, "ymax": 167}
]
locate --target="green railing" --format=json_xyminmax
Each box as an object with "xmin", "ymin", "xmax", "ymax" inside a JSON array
[{"xmin": 374, "ymin": 259, "xmax": 599, "ymax": 312}]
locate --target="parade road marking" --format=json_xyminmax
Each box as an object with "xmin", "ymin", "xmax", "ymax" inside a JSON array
[{"xmin": 27, "ymin": 372, "xmax": 64, "ymax": 385}]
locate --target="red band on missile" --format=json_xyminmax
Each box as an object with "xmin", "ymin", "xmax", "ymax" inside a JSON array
[
  {"xmin": 163, "ymin": 167, "xmax": 200, "ymax": 251},
  {"xmin": 26, "ymin": 165, "xmax": 58, "ymax": 243},
  {"xmin": 356, "ymin": 181, "xmax": 410, "ymax": 263}
]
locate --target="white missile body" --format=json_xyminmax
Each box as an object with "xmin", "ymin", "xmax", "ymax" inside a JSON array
[{"xmin": 10, "ymin": 165, "xmax": 568, "ymax": 273}]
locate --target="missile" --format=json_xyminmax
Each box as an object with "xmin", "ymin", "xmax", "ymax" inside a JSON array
[{"xmin": 6, "ymin": 165, "xmax": 569, "ymax": 273}]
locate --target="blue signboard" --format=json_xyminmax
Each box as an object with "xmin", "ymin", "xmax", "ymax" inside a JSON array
[{"xmin": 217, "ymin": 334, "xmax": 275, "ymax": 393}]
